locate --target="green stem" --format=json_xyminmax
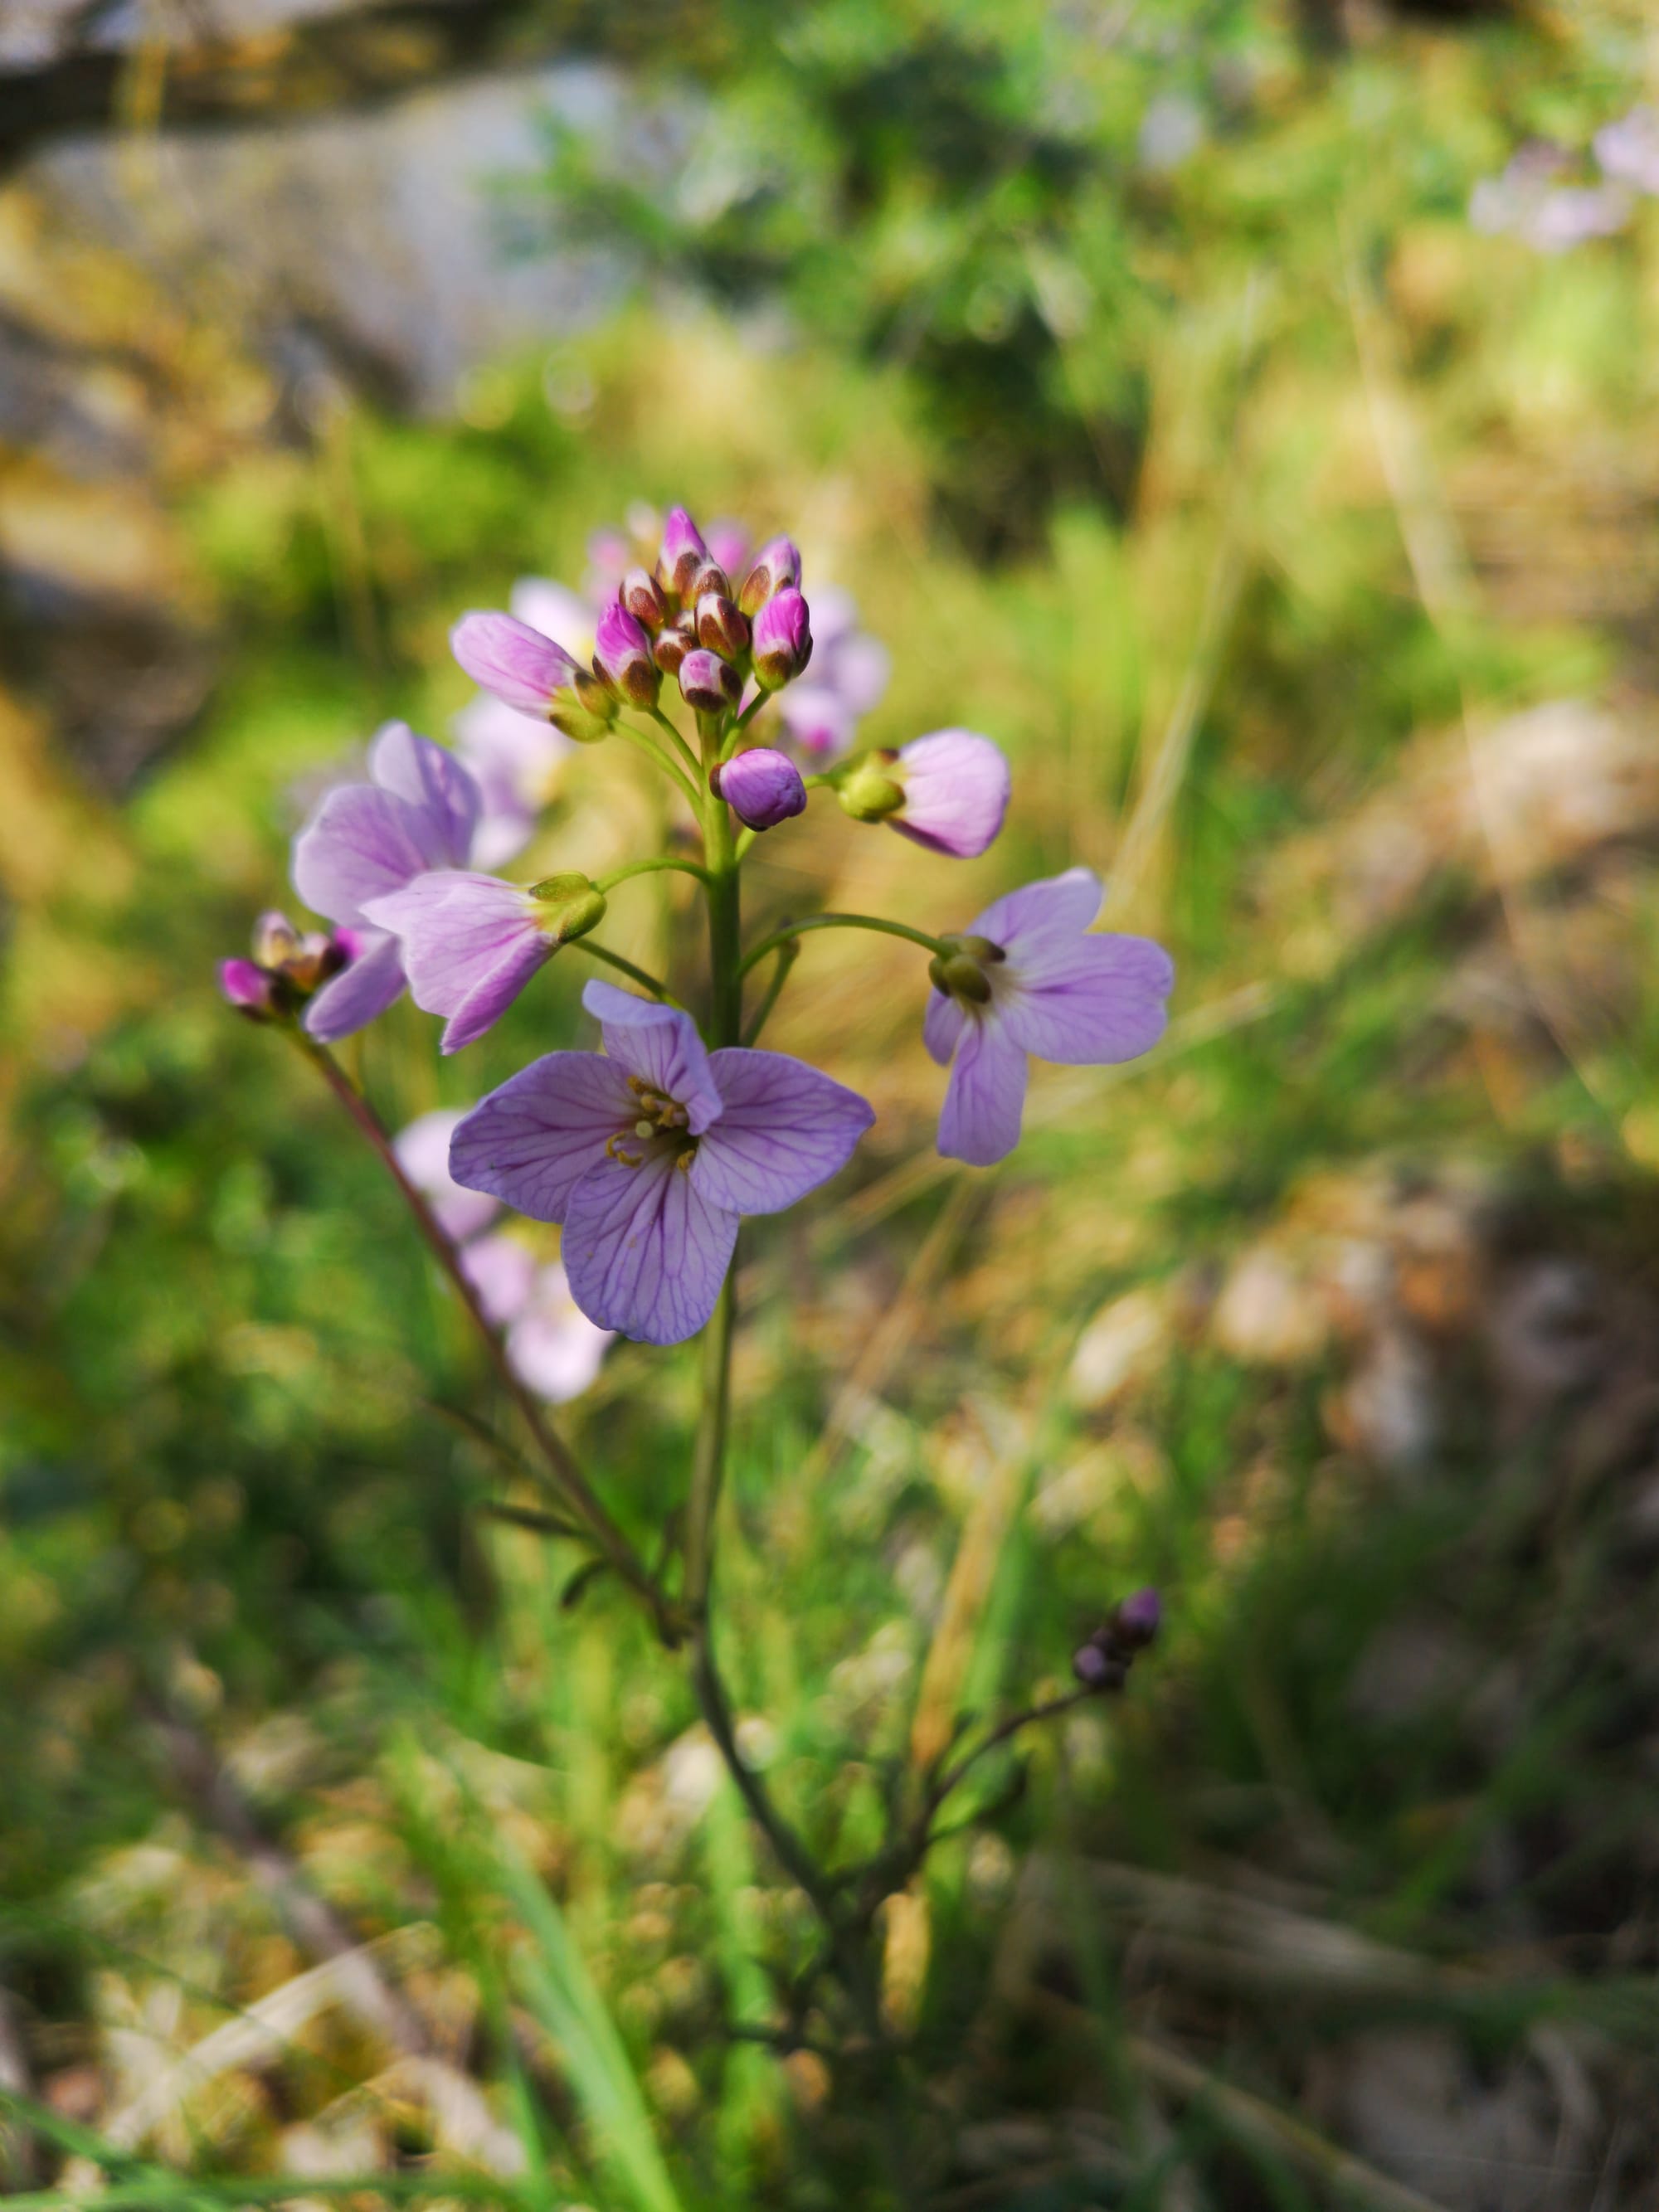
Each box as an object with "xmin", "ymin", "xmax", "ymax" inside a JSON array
[
  {"xmin": 722, "ymin": 690, "xmax": 769, "ymax": 756},
  {"xmin": 737, "ymin": 911, "xmax": 947, "ymax": 980},
  {"xmin": 292, "ymin": 1036, "xmax": 679, "ymax": 1643},
  {"xmin": 569, "ymin": 941, "xmax": 685, "ymax": 1007},
  {"xmin": 645, "ymin": 703, "xmax": 704, "ymax": 784},
  {"xmin": 596, "ymin": 855, "xmax": 712, "ymax": 892},
  {"xmin": 704, "ymin": 797, "xmax": 743, "ymax": 1045},
  {"xmin": 684, "ymin": 1262, "xmax": 735, "ymax": 1619},
  {"xmin": 612, "ymin": 717, "xmax": 698, "ymax": 807}
]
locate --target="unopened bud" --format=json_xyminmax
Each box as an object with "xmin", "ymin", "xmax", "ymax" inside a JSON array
[
  {"xmin": 927, "ymin": 951, "xmax": 992, "ymax": 1004},
  {"xmin": 711, "ymin": 747, "xmax": 807, "ymax": 830},
  {"xmin": 688, "ymin": 560, "xmax": 732, "ymax": 605},
  {"xmin": 752, "ymin": 587, "xmax": 812, "ymax": 690},
  {"xmin": 551, "ymin": 668, "xmax": 615, "ymax": 743},
  {"xmin": 1072, "ymin": 1643, "xmax": 1128, "ymax": 1693},
  {"xmin": 528, "ymin": 871, "xmax": 607, "ymax": 945},
  {"xmin": 679, "ymin": 649, "xmax": 742, "ymax": 715},
  {"xmin": 658, "ymin": 506, "xmax": 709, "ymax": 600},
  {"xmin": 221, "ymin": 957, "xmax": 278, "ymax": 1020},
  {"xmin": 738, "ymin": 535, "xmax": 801, "ymax": 617},
  {"xmin": 697, "ymin": 591, "xmax": 750, "ymax": 660},
  {"xmin": 1111, "ymin": 1587, "xmax": 1162, "ymax": 1651},
  {"xmin": 592, "ymin": 604, "xmax": 661, "ymax": 707},
  {"xmin": 653, "ymin": 622, "xmax": 695, "ymax": 678},
  {"xmin": 252, "ymin": 910, "xmax": 299, "ymax": 967},
  {"xmin": 836, "ymin": 752, "xmax": 905, "ymax": 824},
  {"xmin": 620, "ymin": 567, "xmax": 668, "ymax": 631}
]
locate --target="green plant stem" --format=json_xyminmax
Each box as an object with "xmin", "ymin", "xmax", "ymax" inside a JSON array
[
  {"xmin": 596, "ymin": 855, "xmax": 712, "ymax": 891},
  {"xmin": 569, "ymin": 940, "xmax": 684, "ymax": 1006},
  {"xmin": 294, "ymin": 1035, "xmax": 679, "ymax": 1643},
  {"xmin": 611, "ymin": 715, "xmax": 698, "ymax": 805},
  {"xmin": 737, "ymin": 911, "xmax": 948, "ymax": 979},
  {"xmin": 703, "ymin": 796, "xmax": 743, "ymax": 1046},
  {"xmin": 645, "ymin": 703, "xmax": 704, "ymax": 783},
  {"xmin": 684, "ymin": 1264, "xmax": 735, "ymax": 1621}
]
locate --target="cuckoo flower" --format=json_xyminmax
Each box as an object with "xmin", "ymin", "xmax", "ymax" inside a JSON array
[
  {"xmin": 450, "ymin": 980, "xmax": 874, "ymax": 1344},
  {"xmin": 393, "ymin": 1107, "xmax": 502, "ymax": 1244},
  {"xmin": 363, "ymin": 872, "xmax": 606, "ymax": 1054},
  {"xmin": 504, "ymin": 1260, "xmax": 613, "ymax": 1402},
  {"xmin": 839, "ymin": 730, "xmax": 1010, "ymax": 858},
  {"xmin": 922, "ymin": 868, "xmax": 1174, "ymax": 1166},
  {"xmin": 291, "ymin": 723, "xmax": 481, "ymax": 1043}
]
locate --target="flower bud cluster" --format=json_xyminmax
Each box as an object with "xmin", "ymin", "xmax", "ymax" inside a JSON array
[
  {"xmin": 220, "ymin": 910, "xmax": 355, "ymax": 1023},
  {"xmin": 592, "ymin": 507, "xmax": 814, "ymax": 720},
  {"xmin": 1072, "ymin": 1587, "xmax": 1162, "ymax": 1694}
]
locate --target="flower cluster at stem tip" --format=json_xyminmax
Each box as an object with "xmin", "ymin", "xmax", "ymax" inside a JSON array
[{"xmin": 225, "ymin": 502, "xmax": 1175, "ymax": 1346}]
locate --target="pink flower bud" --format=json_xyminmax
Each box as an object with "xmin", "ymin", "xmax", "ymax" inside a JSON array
[
  {"xmin": 592, "ymin": 603, "xmax": 661, "ymax": 707},
  {"xmin": 220, "ymin": 958, "xmax": 276, "ymax": 1018},
  {"xmin": 620, "ymin": 568, "xmax": 668, "ymax": 630},
  {"xmin": 711, "ymin": 747, "xmax": 807, "ymax": 830},
  {"xmin": 451, "ymin": 611, "xmax": 581, "ymax": 715},
  {"xmin": 658, "ymin": 505, "xmax": 709, "ymax": 600},
  {"xmin": 679, "ymin": 648, "xmax": 742, "ymax": 715},
  {"xmin": 738, "ymin": 536, "xmax": 801, "ymax": 616},
  {"xmin": 697, "ymin": 591, "xmax": 750, "ymax": 660},
  {"xmin": 653, "ymin": 620, "xmax": 696, "ymax": 677},
  {"xmin": 752, "ymin": 587, "xmax": 812, "ymax": 691}
]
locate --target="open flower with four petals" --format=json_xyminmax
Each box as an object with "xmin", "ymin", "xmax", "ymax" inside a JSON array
[{"xmin": 450, "ymin": 981, "xmax": 875, "ymax": 1344}]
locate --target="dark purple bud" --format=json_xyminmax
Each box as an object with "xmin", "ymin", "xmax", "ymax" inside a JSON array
[
  {"xmin": 711, "ymin": 747, "xmax": 808, "ymax": 831},
  {"xmin": 658, "ymin": 506, "xmax": 708, "ymax": 600},
  {"xmin": 738, "ymin": 535, "xmax": 801, "ymax": 617},
  {"xmin": 1072, "ymin": 1643, "xmax": 1128, "ymax": 1693},
  {"xmin": 679, "ymin": 649, "xmax": 742, "ymax": 716},
  {"xmin": 752, "ymin": 587, "xmax": 812, "ymax": 691},
  {"xmin": 592, "ymin": 603, "xmax": 661, "ymax": 707},
  {"xmin": 688, "ymin": 561, "xmax": 732, "ymax": 605},
  {"xmin": 653, "ymin": 623, "xmax": 695, "ymax": 678},
  {"xmin": 620, "ymin": 568, "xmax": 669, "ymax": 631},
  {"xmin": 1112, "ymin": 1587, "xmax": 1162, "ymax": 1651},
  {"xmin": 220, "ymin": 957, "xmax": 276, "ymax": 1018},
  {"xmin": 697, "ymin": 591, "xmax": 750, "ymax": 660}
]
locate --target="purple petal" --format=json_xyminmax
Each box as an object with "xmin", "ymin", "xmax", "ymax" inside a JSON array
[
  {"xmin": 580, "ymin": 981, "xmax": 723, "ymax": 1135},
  {"xmin": 968, "ymin": 866, "xmax": 1103, "ymax": 957},
  {"xmin": 891, "ymin": 730, "xmax": 1010, "ymax": 858},
  {"xmin": 826, "ymin": 632, "xmax": 891, "ymax": 716},
  {"xmin": 301, "ymin": 929, "xmax": 407, "ymax": 1041},
  {"xmin": 777, "ymin": 684, "xmax": 855, "ymax": 764},
  {"xmin": 937, "ymin": 1018, "xmax": 1028, "ymax": 1166},
  {"xmin": 998, "ymin": 934, "xmax": 1175, "ymax": 1065},
  {"xmin": 450, "ymin": 1053, "xmax": 636, "ymax": 1223},
  {"xmin": 291, "ymin": 785, "xmax": 434, "ymax": 926},
  {"xmin": 220, "ymin": 958, "xmax": 271, "ymax": 1011},
  {"xmin": 364, "ymin": 871, "xmax": 552, "ymax": 1052},
  {"xmin": 367, "ymin": 722, "xmax": 479, "ymax": 868},
  {"xmin": 694, "ymin": 1050, "xmax": 875, "ymax": 1215},
  {"xmin": 459, "ymin": 1230, "xmax": 538, "ymax": 1326},
  {"xmin": 506, "ymin": 1264, "xmax": 613, "ymax": 1400},
  {"xmin": 451, "ymin": 611, "xmax": 581, "ymax": 714},
  {"xmin": 510, "ymin": 576, "xmax": 595, "ymax": 650},
  {"xmin": 714, "ymin": 748, "xmax": 807, "ymax": 831},
  {"xmin": 562, "ymin": 1154, "xmax": 738, "ymax": 1344},
  {"xmin": 922, "ymin": 989, "xmax": 966, "ymax": 1067},
  {"xmin": 393, "ymin": 1107, "xmax": 500, "ymax": 1242}
]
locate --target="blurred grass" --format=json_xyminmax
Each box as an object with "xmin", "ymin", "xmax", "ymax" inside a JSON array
[{"xmin": 5, "ymin": 4, "xmax": 1659, "ymax": 2205}]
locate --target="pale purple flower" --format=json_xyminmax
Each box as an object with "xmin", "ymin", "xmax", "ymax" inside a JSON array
[
  {"xmin": 449, "ymin": 980, "xmax": 875, "ymax": 1344},
  {"xmin": 363, "ymin": 870, "xmax": 606, "ymax": 1054},
  {"xmin": 774, "ymin": 584, "xmax": 888, "ymax": 765},
  {"xmin": 394, "ymin": 1106, "xmax": 501, "ymax": 1243},
  {"xmin": 1469, "ymin": 140, "xmax": 1631, "ymax": 252},
  {"xmin": 752, "ymin": 587, "xmax": 812, "ymax": 690},
  {"xmin": 451, "ymin": 579, "xmax": 591, "ymax": 867},
  {"xmin": 505, "ymin": 1261, "xmax": 613, "ymax": 1401},
  {"xmin": 1595, "ymin": 106, "xmax": 1659, "ymax": 194},
  {"xmin": 291, "ymin": 722, "xmax": 481, "ymax": 1043},
  {"xmin": 452, "ymin": 611, "xmax": 583, "ymax": 716},
  {"xmin": 706, "ymin": 518, "xmax": 752, "ymax": 581},
  {"xmin": 458, "ymin": 1228, "xmax": 537, "ymax": 1326},
  {"xmin": 922, "ymin": 868, "xmax": 1174, "ymax": 1166},
  {"xmin": 713, "ymin": 748, "xmax": 807, "ymax": 830},
  {"xmin": 888, "ymin": 730, "xmax": 1010, "ymax": 858}
]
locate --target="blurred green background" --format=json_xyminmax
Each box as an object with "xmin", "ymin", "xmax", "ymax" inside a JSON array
[{"xmin": 4, "ymin": 2, "xmax": 1659, "ymax": 2205}]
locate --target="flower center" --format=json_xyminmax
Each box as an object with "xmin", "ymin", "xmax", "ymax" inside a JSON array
[{"xmin": 606, "ymin": 1076, "xmax": 700, "ymax": 1172}]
